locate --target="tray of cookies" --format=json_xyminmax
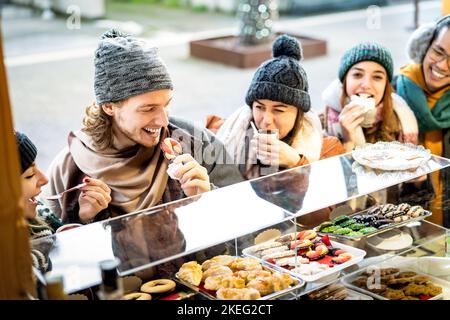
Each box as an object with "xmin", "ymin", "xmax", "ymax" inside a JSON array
[
  {"xmin": 313, "ymin": 203, "xmax": 432, "ymax": 241},
  {"xmin": 174, "ymin": 255, "xmax": 304, "ymax": 300},
  {"xmin": 342, "ymin": 267, "xmax": 447, "ymax": 300},
  {"xmin": 242, "ymin": 230, "xmax": 366, "ymax": 282}
]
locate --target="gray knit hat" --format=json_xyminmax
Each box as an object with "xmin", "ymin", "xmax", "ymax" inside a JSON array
[
  {"xmin": 406, "ymin": 15, "xmax": 450, "ymax": 64},
  {"xmin": 15, "ymin": 131, "xmax": 37, "ymax": 173},
  {"xmin": 94, "ymin": 29, "xmax": 173, "ymax": 105},
  {"xmin": 338, "ymin": 42, "xmax": 394, "ymax": 82},
  {"xmin": 245, "ymin": 34, "xmax": 311, "ymax": 112}
]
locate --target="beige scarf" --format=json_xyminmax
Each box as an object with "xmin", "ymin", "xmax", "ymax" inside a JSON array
[{"xmin": 69, "ymin": 129, "xmax": 169, "ymax": 215}]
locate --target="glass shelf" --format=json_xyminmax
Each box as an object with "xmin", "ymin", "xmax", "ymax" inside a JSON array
[
  {"xmin": 250, "ymin": 153, "xmax": 450, "ymax": 216},
  {"xmin": 31, "ymin": 152, "xmax": 450, "ymax": 295}
]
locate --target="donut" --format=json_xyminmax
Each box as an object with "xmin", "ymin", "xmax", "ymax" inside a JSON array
[
  {"xmin": 122, "ymin": 292, "xmax": 152, "ymax": 300},
  {"xmin": 140, "ymin": 279, "xmax": 176, "ymax": 294}
]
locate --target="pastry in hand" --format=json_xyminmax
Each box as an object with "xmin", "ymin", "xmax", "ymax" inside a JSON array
[
  {"xmin": 177, "ymin": 261, "xmax": 203, "ymax": 286},
  {"xmin": 216, "ymin": 287, "xmax": 261, "ymax": 300}
]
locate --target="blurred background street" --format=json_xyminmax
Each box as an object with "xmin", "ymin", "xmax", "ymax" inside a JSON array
[{"xmin": 1, "ymin": 0, "xmax": 445, "ymax": 170}]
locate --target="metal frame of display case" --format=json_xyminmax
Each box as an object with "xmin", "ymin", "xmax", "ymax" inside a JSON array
[{"xmin": 31, "ymin": 152, "xmax": 450, "ymax": 299}]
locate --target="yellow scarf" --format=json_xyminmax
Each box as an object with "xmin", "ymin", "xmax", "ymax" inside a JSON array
[
  {"xmin": 400, "ymin": 63, "xmax": 450, "ymax": 156},
  {"xmin": 400, "ymin": 63, "xmax": 450, "ymax": 226}
]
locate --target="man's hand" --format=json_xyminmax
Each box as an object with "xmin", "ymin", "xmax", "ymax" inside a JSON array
[
  {"xmin": 78, "ymin": 177, "xmax": 112, "ymax": 224},
  {"xmin": 173, "ymin": 154, "xmax": 211, "ymax": 197}
]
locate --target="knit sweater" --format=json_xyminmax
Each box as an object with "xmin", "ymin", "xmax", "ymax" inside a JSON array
[{"xmin": 29, "ymin": 204, "xmax": 62, "ymax": 273}]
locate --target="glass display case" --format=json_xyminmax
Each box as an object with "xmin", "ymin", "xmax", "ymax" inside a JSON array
[{"xmin": 31, "ymin": 152, "xmax": 450, "ymax": 300}]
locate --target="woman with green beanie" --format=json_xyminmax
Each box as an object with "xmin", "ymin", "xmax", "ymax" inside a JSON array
[{"xmin": 323, "ymin": 42, "xmax": 418, "ymax": 152}]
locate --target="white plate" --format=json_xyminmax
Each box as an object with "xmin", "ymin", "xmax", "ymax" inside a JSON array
[
  {"xmin": 365, "ymin": 229, "xmax": 413, "ymax": 251},
  {"xmin": 352, "ymin": 141, "xmax": 431, "ymax": 171},
  {"xmin": 243, "ymin": 240, "xmax": 366, "ymax": 282}
]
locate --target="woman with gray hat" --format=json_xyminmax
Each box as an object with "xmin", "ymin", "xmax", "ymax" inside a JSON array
[
  {"xmin": 395, "ymin": 15, "xmax": 450, "ymax": 227},
  {"xmin": 322, "ymin": 42, "xmax": 418, "ymax": 152},
  {"xmin": 216, "ymin": 35, "xmax": 344, "ymax": 180}
]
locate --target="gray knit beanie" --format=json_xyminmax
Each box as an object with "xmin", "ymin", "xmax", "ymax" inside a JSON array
[
  {"xmin": 94, "ymin": 29, "xmax": 173, "ymax": 105},
  {"xmin": 406, "ymin": 15, "xmax": 450, "ymax": 64},
  {"xmin": 245, "ymin": 34, "xmax": 311, "ymax": 112},
  {"xmin": 15, "ymin": 131, "xmax": 37, "ymax": 173}
]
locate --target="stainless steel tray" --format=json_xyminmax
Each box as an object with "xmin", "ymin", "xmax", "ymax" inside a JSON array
[
  {"xmin": 312, "ymin": 208, "xmax": 432, "ymax": 241},
  {"xmin": 174, "ymin": 263, "xmax": 305, "ymax": 300},
  {"xmin": 342, "ymin": 268, "xmax": 447, "ymax": 300}
]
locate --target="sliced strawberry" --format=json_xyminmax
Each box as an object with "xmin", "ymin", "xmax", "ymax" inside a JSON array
[{"xmin": 321, "ymin": 234, "xmax": 332, "ymax": 246}]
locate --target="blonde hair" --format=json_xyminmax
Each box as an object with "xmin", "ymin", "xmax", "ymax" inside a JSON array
[
  {"xmin": 28, "ymin": 216, "xmax": 52, "ymax": 236},
  {"xmin": 82, "ymin": 100, "xmax": 123, "ymax": 151}
]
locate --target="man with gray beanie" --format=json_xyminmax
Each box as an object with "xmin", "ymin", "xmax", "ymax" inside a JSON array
[
  {"xmin": 395, "ymin": 15, "xmax": 450, "ymax": 227},
  {"xmin": 43, "ymin": 29, "xmax": 243, "ymax": 223}
]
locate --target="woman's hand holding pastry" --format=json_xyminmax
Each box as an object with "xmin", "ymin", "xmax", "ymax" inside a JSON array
[
  {"xmin": 339, "ymin": 102, "xmax": 366, "ymax": 144},
  {"xmin": 173, "ymin": 154, "xmax": 211, "ymax": 197},
  {"xmin": 78, "ymin": 177, "xmax": 112, "ymax": 224}
]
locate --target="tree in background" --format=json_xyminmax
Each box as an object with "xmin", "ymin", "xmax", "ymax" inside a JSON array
[{"xmin": 237, "ymin": 0, "xmax": 279, "ymax": 45}]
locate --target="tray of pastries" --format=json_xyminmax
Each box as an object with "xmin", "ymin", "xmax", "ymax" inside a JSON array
[
  {"xmin": 174, "ymin": 255, "xmax": 304, "ymax": 300},
  {"xmin": 342, "ymin": 267, "xmax": 447, "ymax": 300},
  {"xmin": 352, "ymin": 141, "xmax": 431, "ymax": 171},
  {"xmin": 242, "ymin": 230, "xmax": 366, "ymax": 282},
  {"xmin": 302, "ymin": 283, "xmax": 373, "ymax": 300},
  {"xmin": 314, "ymin": 203, "xmax": 431, "ymax": 241}
]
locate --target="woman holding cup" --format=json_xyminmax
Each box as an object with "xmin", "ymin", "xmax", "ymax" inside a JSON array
[
  {"xmin": 217, "ymin": 35, "xmax": 345, "ymax": 179},
  {"xmin": 322, "ymin": 42, "xmax": 418, "ymax": 152}
]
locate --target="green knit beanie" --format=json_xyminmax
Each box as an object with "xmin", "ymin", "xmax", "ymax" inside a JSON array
[{"xmin": 338, "ymin": 42, "xmax": 394, "ymax": 82}]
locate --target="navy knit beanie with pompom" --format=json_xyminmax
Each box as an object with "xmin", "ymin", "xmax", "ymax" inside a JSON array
[
  {"xmin": 15, "ymin": 131, "xmax": 37, "ymax": 173},
  {"xmin": 245, "ymin": 34, "xmax": 311, "ymax": 112}
]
